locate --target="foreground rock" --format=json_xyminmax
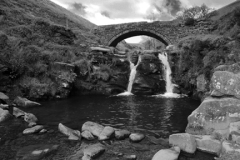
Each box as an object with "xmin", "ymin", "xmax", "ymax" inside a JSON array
[
  {"xmin": 222, "ymin": 141, "xmax": 240, "ymax": 154},
  {"xmin": 98, "ymin": 126, "xmax": 115, "ymax": 140},
  {"xmin": 23, "ymin": 125, "xmax": 44, "ymax": 135},
  {"xmin": 14, "ymin": 96, "xmax": 41, "ymax": 108},
  {"xmin": 129, "ymin": 133, "xmax": 145, "ymax": 142},
  {"xmin": 0, "ymin": 108, "xmax": 11, "ymax": 123},
  {"xmin": 16, "ymin": 144, "xmax": 59, "ymax": 160},
  {"xmin": 58, "ymin": 123, "xmax": 81, "ymax": 140},
  {"xmin": 82, "ymin": 121, "xmax": 104, "ymax": 138},
  {"xmin": 83, "ymin": 143, "xmax": 105, "ymax": 160},
  {"xmin": 115, "ymin": 129, "xmax": 131, "ymax": 140},
  {"xmin": 186, "ymin": 97, "xmax": 240, "ymax": 136},
  {"xmin": 169, "ymin": 133, "xmax": 196, "ymax": 154},
  {"xmin": 152, "ymin": 146, "xmax": 180, "ymax": 160},
  {"xmin": 194, "ymin": 135, "xmax": 221, "ymax": 155}
]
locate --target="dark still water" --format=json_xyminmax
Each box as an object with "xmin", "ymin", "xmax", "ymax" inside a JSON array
[
  {"xmin": 25, "ymin": 95, "xmax": 200, "ymax": 137},
  {"xmin": 0, "ymin": 95, "xmax": 215, "ymax": 160}
]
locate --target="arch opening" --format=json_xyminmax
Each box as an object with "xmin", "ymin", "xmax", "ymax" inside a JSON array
[{"xmin": 108, "ymin": 30, "xmax": 169, "ymax": 47}]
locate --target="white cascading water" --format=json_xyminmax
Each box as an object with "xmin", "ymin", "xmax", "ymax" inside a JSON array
[
  {"xmin": 117, "ymin": 56, "xmax": 142, "ymax": 96},
  {"xmin": 158, "ymin": 52, "xmax": 180, "ymax": 98}
]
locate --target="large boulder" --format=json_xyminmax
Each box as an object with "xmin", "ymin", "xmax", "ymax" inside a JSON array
[
  {"xmin": 82, "ymin": 121, "xmax": 104, "ymax": 138},
  {"xmin": 211, "ymin": 71, "xmax": 240, "ymax": 98},
  {"xmin": 0, "ymin": 108, "xmax": 11, "ymax": 123},
  {"xmin": 115, "ymin": 129, "xmax": 131, "ymax": 140},
  {"xmin": 152, "ymin": 146, "xmax": 180, "ymax": 160},
  {"xmin": 186, "ymin": 97, "xmax": 240, "ymax": 136},
  {"xmin": 81, "ymin": 130, "xmax": 95, "ymax": 140},
  {"xmin": 58, "ymin": 123, "xmax": 81, "ymax": 140},
  {"xmin": 169, "ymin": 133, "xmax": 196, "ymax": 154}
]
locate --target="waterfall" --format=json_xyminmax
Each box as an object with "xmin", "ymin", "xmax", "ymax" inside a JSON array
[
  {"xmin": 158, "ymin": 52, "xmax": 180, "ymax": 98},
  {"xmin": 117, "ymin": 56, "xmax": 141, "ymax": 96}
]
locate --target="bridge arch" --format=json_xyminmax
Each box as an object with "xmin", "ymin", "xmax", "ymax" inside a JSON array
[{"xmin": 107, "ymin": 29, "xmax": 171, "ymax": 47}]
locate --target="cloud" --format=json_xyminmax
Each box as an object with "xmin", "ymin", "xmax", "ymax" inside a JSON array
[
  {"xmin": 69, "ymin": 2, "xmax": 86, "ymax": 16},
  {"xmin": 50, "ymin": 0, "xmax": 236, "ymax": 25},
  {"xmin": 100, "ymin": 11, "xmax": 111, "ymax": 18}
]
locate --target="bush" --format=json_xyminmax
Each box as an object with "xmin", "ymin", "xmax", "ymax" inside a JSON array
[{"xmin": 184, "ymin": 18, "xmax": 195, "ymax": 26}]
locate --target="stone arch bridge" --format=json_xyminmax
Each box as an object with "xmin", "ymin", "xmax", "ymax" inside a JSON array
[{"xmin": 92, "ymin": 20, "xmax": 212, "ymax": 47}]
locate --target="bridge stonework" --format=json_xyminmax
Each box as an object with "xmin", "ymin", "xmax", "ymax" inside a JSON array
[{"xmin": 92, "ymin": 20, "xmax": 213, "ymax": 47}]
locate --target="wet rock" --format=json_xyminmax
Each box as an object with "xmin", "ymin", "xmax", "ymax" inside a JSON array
[
  {"xmin": 24, "ymin": 113, "xmax": 38, "ymax": 125},
  {"xmin": 99, "ymin": 126, "xmax": 115, "ymax": 140},
  {"xmin": 16, "ymin": 144, "xmax": 59, "ymax": 160},
  {"xmin": 194, "ymin": 135, "xmax": 221, "ymax": 155},
  {"xmin": 211, "ymin": 71, "xmax": 240, "ymax": 98},
  {"xmin": 82, "ymin": 121, "xmax": 104, "ymax": 138},
  {"xmin": 23, "ymin": 125, "xmax": 44, "ymax": 134},
  {"xmin": 152, "ymin": 146, "xmax": 180, "ymax": 160},
  {"xmin": 186, "ymin": 97, "xmax": 240, "ymax": 136},
  {"xmin": 58, "ymin": 123, "xmax": 81, "ymax": 140},
  {"xmin": 115, "ymin": 129, "xmax": 131, "ymax": 140},
  {"xmin": 0, "ymin": 108, "xmax": 11, "ymax": 123},
  {"xmin": 14, "ymin": 96, "xmax": 41, "ymax": 108},
  {"xmin": 129, "ymin": 133, "xmax": 145, "ymax": 142},
  {"xmin": 13, "ymin": 107, "xmax": 26, "ymax": 118},
  {"xmin": 169, "ymin": 133, "xmax": 196, "ymax": 154},
  {"xmin": 81, "ymin": 130, "xmax": 95, "ymax": 140},
  {"xmin": 83, "ymin": 143, "xmax": 105, "ymax": 159}
]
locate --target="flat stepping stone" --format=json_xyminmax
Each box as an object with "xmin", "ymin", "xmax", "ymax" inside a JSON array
[{"xmin": 129, "ymin": 133, "xmax": 145, "ymax": 142}]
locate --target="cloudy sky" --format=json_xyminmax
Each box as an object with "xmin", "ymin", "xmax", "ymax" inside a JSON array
[{"xmin": 50, "ymin": 0, "xmax": 236, "ymax": 43}]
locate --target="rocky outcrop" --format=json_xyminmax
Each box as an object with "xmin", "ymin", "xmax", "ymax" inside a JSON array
[
  {"xmin": 132, "ymin": 53, "xmax": 166, "ymax": 95},
  {"xmin": 184, "ymin": 62, "xmax": 240, "ymax": 156}
]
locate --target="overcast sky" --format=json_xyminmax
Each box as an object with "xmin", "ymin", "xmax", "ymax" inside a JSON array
[{"xmin": 50, "ymin": 0, "xmax": 236, "ymax": 43}]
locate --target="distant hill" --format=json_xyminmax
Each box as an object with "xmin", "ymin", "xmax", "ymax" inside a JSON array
[
  {"xmin": 209, "ymin": 0, "xmax": 240, "ymax": 21},
  {"xmin": 0, "ymin": 0, "xmax": 96, "ymax": 31}
]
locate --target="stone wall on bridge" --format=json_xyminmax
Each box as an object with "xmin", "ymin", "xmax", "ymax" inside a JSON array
[{"xmin": 92, "ymin": 20, "xmax": 214, "ymax": 47}]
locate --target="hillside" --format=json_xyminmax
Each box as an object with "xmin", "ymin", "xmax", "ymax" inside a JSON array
[
  {"xmin": 0, "ymin": 0, "xmax": 96, "ymax": 31},
  {"xmin": 209, "ymin": 0, "xmax": 240, "ymax": 21},
  {"xmin": 0, "ymin": 0, "xmax": 100, "ymax": 100}
]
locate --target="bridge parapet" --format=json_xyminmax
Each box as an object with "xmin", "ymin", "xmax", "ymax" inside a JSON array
[{"xmin": 92, "ymin": 20, "xmax": 213, "ymax": 46}]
